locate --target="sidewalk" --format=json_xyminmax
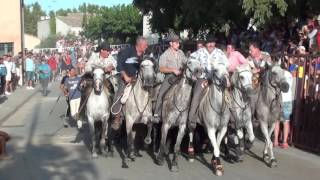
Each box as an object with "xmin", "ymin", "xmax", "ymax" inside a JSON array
[{"xmin": 0, "ymin": 86, "xmax": 40, "ymax": 126}]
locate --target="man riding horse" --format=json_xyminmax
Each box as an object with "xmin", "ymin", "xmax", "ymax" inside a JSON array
[
  {"xmin": 247, "ymin": 41, "xmax": 273, "ymax": 121},
  {"xmin": 84, "ymin": 41, "xmax": 117, "ymax": 90},
  {"xmin": 188, "ymin": 35, "xmax": 230, "ymax": 131},
  {"xmin": 111, "ymin": 36, "xmax": 149, "ymax": 130},
  {"xmin": 153, "ymin": 32, "xmax": 187, "ymax": 122}
]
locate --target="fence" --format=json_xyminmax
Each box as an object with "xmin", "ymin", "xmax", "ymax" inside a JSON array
[{"xmin": 274, "ymin": 54, "xmax": 320, "ymax": 154}]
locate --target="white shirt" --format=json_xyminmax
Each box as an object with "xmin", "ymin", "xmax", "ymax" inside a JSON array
[
  {"xmin": 282, "ymin": 70, "xmax": 293, "ymax": 102},
  {"xmin": 190, "ymin": 47, "xmax": 229, "ymax": 78}
]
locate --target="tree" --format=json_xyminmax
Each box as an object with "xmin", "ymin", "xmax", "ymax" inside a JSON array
[
  {"xmin": 133, "ymin": 0, "xmax": 291, "ymax": 35},
  {"xmin": 83, "ymin": 5, "xmax": 142, "ymax": 43},
  {"xmin": 24, "ymin": 2, "xmax": 46, "ymax": 36},
  {"xmin": 49, "ymin": 11, "xmax": 56, "ymax": 35}
]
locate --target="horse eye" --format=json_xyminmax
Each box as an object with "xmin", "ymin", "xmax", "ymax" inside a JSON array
[{"xmin": 240, "ymin": 76, "xmax": 244, "ymax": 80}]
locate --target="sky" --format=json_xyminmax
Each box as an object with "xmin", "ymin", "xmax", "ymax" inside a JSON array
[{"xmin": 25, "ymin": 0, "xmax": 132, "ymax": 12}]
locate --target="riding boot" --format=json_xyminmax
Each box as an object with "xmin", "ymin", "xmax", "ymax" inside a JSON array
[
  {"xmin": 153, "ymin": 74, "xmax": 175, "ymax": 122},
  {"xmin": 188, "ymin": 79, "xmax": 206, "ymax": 130}
]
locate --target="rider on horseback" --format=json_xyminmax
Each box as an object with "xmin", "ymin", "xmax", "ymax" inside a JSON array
[
  {"xmin": 85, "ymin": 41, "xmax": 117, "ymax": 84},
  {"xmin": 153, "ymin": 32, "xmax": 187, "ymax": 122},
  {"xmin": 247, "ymin": 41, "xmax": 273, "ymax": 88},
  {"xmin": 111, "ymin": 36, "xmax": 149, "ymax": 129},
  {"xmin": 188, "ymin": 35, "xmax": 230, "ymax": 130}
]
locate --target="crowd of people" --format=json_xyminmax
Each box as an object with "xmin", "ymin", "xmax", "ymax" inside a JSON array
[{"xmin": 1, "ymin": 14, "xmax": 320, "ymax": 161}]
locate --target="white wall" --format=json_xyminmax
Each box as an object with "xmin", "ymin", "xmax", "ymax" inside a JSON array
[
  {"xmin": 37, "ymin": 20, "xmax": 50, "ymax": 40},
  {"xmin": 56, "ymin": 18, "xmax": 70, "ymax": 36}
]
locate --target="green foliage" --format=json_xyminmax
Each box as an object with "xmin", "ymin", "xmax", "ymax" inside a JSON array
[
  {"xmin": 83, "ymin": 5, "xmax": 142, "ymax": 43},
  {"xmin": 37, "ymin": 34, "xmax": 59, "ymax": 48},
  {"xmin": 49, "ymin": 11, "xmax": 56, "ymax": 35},
  {"xmin": 24, "ymin": 2, "xmax": 46, "ymax": 36},
  {"xmin": 242, "ymin": 0, "xmax": 288, "ymax": 26}
]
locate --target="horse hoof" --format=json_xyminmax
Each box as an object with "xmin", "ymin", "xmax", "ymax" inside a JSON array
[
  {"xmin": 215, "ymin": 170, "xmax": 224, "ymax": 176},
  {"xmin": 269, "ymin": 159, "xmax": 278, "ymax": 168},
  {"xmin": 170, "ymin": 165, "xmax": 179, "ymax": 172},
  {"xmin": 135, "ymin": 152, "xmax": 143, "ymax": 157},
  {"xmin": 156, "ymin": 157, "xmax": 164, "ymax": 166},
  {"xmin": 144, "ymin": 137, "xmax": 152, "ymax": 145},
  {"xmin": 92, "ymin": 152, "xmax": 98, "ymax": 159},
  {"xmin": 188, "ymin": 158, "xmax": 194, "ymax": 163}
]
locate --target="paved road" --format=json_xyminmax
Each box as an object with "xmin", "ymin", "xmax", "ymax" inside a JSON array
[{"xmin": 0, "ymin": 81, "xmax": 319, "ymax": 180}]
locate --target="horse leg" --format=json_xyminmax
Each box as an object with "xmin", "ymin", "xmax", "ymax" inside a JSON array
[
  {"xmin": 188, "ymin": 131, "xmax": 195, "ymax": 162},
  {"xmin": 245, "ymin": 119, "xmax": 255, "ymax": 150},
  {"xmin": 235, "ymin": 129, "xmax": 244, "ymax": 162},
  {"xmin": 208, "ymin": 128, "xmax": 223, "ymax": 176},
  {"xmin": 156, "ymin": 122, "xmax": 169, "ymax": 166},
  {"xmin": 268, "ymin": 122, "xmax": 277, "ymax": 167},
  {"xmin": 144, "ymin": 122, "xmax": 152, "ymax": 145},
  {"xmin": 260, "ymin": 121, "xmax": 271, "ymax": 163},
  {"xmin": 88, "ymin": 117, "xmax": 98, "ymax": 158},
  {"xmin": 152, "ymin": 124, "xmax": 158, "ymax": 153},
  {"xmin": 126, "ymin": 121, "xmax": 135, "ymax": 161},
  {"xmin": 171, "ymin": 124, "xmax": 186, "ymax": 172},
  {"xmin": 95, "ymin": 121, "xmax": 103, "ymax": 155}
]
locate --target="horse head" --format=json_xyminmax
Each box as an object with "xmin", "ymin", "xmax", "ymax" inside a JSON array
[
  {"xmin": 232, "ymin": 64, "xmax": 253, "ymax": 93},
  {"xmin": 139, "ymin": 57, "xmax": 156, "ymax": 88},
  {"xmin": 92, "ymin": 66, "xmax": 105, "ymax": 94},
  {"xmin": 268, "ymin": 65, "xmax": 289, "ymax": 93},
  {"xmin": 209, "ymin": 60, "xmax": 230, "ymax": 88},
  {"xmin": 185, "ymin": 57, "xmax": 202, "ymax": 81}
]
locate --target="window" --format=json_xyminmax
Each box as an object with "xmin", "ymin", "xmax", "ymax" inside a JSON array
[{"xmin": 0, "ymin": 42, "xmax": 14, "ymax": 56}]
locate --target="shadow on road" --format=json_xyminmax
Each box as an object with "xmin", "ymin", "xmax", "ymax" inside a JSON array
[{"xmin": 0, "ymin": 100, "xmax": 99, "ymax": 180}]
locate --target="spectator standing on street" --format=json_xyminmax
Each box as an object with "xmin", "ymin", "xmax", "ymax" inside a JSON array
[
  {"xmin": 3, "ymin": 55, "xmax": 14, "ymax": 95},
  {"xmin": 38, "ymin": 59, "xmax": 51, "ymax": 96},
  {"xmin": 48, "ymin": 53, "xmax": 58, "ymax": 82},
  {"xmin": 274, "ymin": 68, "xmax": 294, "ymax": 149},
  {"xmin": 25, "ymin": 52, "xmax": 35, "ymax": 89},
  {"xmin": 0, "ymin": 57, "xmax": 7, "ymax": 97},
  {"xmin": 60, "ymin": 69, "xmax": 71, "ymax": 118},
  {"xmin": 63, "ymin": 67, "xmax": 82, "ymax": 129}
]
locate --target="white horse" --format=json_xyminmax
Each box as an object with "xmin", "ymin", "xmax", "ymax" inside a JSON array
[
  {"xmin": 86, "ymin": 67, "xmax": 112, "ymax": 158},
  {"xmin": 123, "ymin": 59, "xmax": 156, "ymax": 162},
  {"xmin": 188, "ymin": 61, "xmax": 230, "ymax": 176},
  {"xmin": 224, "ymin": 65, "xmax": 255, "ymax": 162},
  {"xmin": 254, "ymin": 64, "xmax": 289, "ymax": 167},
  {"xmin": 156, "ymin": 58, "xmax": 201, "ymax": 172}
]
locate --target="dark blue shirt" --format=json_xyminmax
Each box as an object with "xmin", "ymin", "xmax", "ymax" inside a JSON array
[
  {"xmin": 64, "ymin": 76, "xmax": 81, "ymax": 100},
  {"xmin": 116, "ymin": 46, "xmax": 142, "ymax": 77}
]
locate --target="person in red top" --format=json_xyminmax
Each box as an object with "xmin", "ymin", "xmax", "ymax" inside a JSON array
[
  {"xmin": 65, "ymin": 51, "xmax": 72, "ymax": 66},
  {"xmin": 48, "ymin": 53, "xmax": 58, "ymax": 81}
]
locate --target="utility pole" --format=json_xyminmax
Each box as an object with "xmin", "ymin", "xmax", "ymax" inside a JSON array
[{"xmin": 20, "ymin": 0, "xmax": 25, "ymax": 85}]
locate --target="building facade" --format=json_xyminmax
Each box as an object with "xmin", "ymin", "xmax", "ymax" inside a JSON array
[
  {"xmin": 56, "ymin": 13, "xmax": 84, "ymax": 36},
  {"xmin": 0, "ymin": 0, "xmax": 22, "ymax": 55}
]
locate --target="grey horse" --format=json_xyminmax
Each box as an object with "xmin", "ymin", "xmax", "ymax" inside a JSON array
[
  {"xmin": 122, "ymin": 59, "xmax": 156, "ymax": 161},
  {"xmin": 224, "ymin": 64, "xmax": 255, "ymax": 162},
  {"xmin": 188, "ymin": 61, "xmax": 230, "ymax": 176},
  {"xmin": 253, "ymin": 64, "xmax": 289, "ymax": 167},
  {"xmin": 86, "ymin": 67, "xmax": 112, "ymax": 158},
  {"xmin": 156, "ymin": 58, "xmax": 201, "ymax": 172}
]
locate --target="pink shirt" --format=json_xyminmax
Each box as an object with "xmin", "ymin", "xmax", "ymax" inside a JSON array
[{"xmin": 228, "ymin": 51, "xmax": 248, "ymax": 72}]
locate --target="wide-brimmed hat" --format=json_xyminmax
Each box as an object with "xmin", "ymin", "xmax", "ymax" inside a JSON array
[
  {"xmin": 167, "ymin": 32, "xmax": 180, "ymax": 42},
  {"xmin": 97, "ymin": 41, "xmax": 112, "ymax": 51},
  {"xmin": 205, "ymin": 34, "xmax": 217, "ymax": 43}
]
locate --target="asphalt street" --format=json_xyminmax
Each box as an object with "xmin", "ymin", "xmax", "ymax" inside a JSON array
[{"xmin": 0, "ymin": 81, "xmax": 319, "ymax": 180}]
